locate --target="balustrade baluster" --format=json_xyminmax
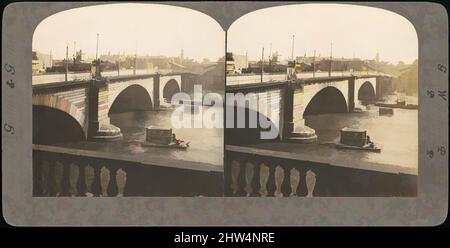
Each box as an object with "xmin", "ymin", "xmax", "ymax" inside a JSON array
[
  {"xmin": 100, "ymin": 166, "xmax": 111, "ymax": 197},
  {"xmin": 54, "ymin": 161, "xmax": 64, "ymax": 196},
  {"xmin": 84, "ymin": 165, "xmax": 95, "ymax": 197},
  {"xmin": 259, "ymin": 163, "xmax": 269, "ymax": 197},
  {"xmin": 41, "ymin": 160, "xmax": 50, "ymax": 196},
  {"xmin": 244, "ymin": 162, "xmax": 254, "ymax": 197},
  {"xmin": 116, "ymin": 168, "xmax": 127, "ymax": 197},
  {"xmin": 230, "ymin": 160, "xmax": 240, "ymax": 195},
  {"xmin": 68, "ymin": 163, "xmax": 79, "ymax": 196},
  {"xmin": 289, "ymin": 168, "xmax": 300, "ymax": 196},
  {"xmin": 306, "ymin": 170, "xmax": 317, "ymax": 197},
  {"xmin": 274, "ymin": 165, "xmax": 285, "ymax": 197}
]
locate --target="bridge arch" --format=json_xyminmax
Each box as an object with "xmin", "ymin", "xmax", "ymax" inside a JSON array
[
  {"xmin": 109, "ymin": 84, "xmax": 153, "ymax": 114},
  {"xmin": 226, "ymin": 105, "xmax": 279, "ymax": 145},
  {"xmin": 33, "ymin": 105, "xmax": 86, "ymax": 144},
  {"xmin": 358, "ymin": 81, "xmax": 376, "ymax": 104},
  {"xmin": 32, "ymin": 88, "xmax": 87, "ymax": 130},
  {"xmin": 303, "ymin": 86, "xmax": 348, "ymax": 116},
  {"xmin": 162, "ymin": 79, "xmax": 181, "ymax": 103}
]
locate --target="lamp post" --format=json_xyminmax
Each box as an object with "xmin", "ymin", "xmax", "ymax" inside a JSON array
[
  {"xmin": 65, "ymin": 45, "xmax": 68, "ymax": 82},
  {"xmin": 329, "ymin": 42, "xmax": 333, "ymax": 77},
  {"xmin": 261, "ymin": 46, "xmax": 264, "ymax": 83},
  {"xmin": 95, "ymin": 33, "xmax": 99, "ymax": 60},
  {"xmin": 313, "ymin": 50, "xmax": 316, "ymax": 78},
  {"xmin": 291, "ymin": 35, "xmax": 295, "ymax": 61}
]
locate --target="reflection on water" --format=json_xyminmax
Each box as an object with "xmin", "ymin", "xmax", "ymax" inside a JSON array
[{"xmin": 58, "ymin": 106, "xmax": 223, "ymax": 166}]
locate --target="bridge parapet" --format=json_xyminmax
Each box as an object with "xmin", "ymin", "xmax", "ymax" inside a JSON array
[
  {"xmin": 226, "ymin": 71, "xmax": 391, "ymax": 88},
  {"xmin": 227, "ymin": 73, "xmax": 287, "ymax": 86}
]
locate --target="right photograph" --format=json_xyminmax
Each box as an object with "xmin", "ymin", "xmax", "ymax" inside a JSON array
[{"xmin": 225, "ymin": 4, "xmax": 418, "ymax": 197}]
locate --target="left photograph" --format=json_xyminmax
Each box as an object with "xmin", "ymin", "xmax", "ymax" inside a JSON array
[{"xmin": 32, "ymin": 3, "xmax": 225, "ymax": 196}]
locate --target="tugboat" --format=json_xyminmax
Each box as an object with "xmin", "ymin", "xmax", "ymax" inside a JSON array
[
  {"xmin": 141, "ymin": 126, "xmax": 189, "ymax": 149},
  {"xmin": 335, "ymin": 127, "xmax": 381, "ymax": 152}
]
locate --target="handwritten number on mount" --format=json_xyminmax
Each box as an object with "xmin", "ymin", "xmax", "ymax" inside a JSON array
[
  {"xmin": 427, "ymin": 150, "xmax": 434, "ymax": 159},
  {"xmin": 4, "ymin": 64, "xmax": 16, "ymax": 135},
  {"xmin": 438, "ymin": 91, "xmax": 447, "ymax": 101},
  {"xmin": 428, "ymin": 146, "xmax": 447, "ymax": 159},
  {"xmin": 4, "ymin": 63, "xmax": 15, "ymax": 75},
  {"xmin": 427, "ymin": 90, "xmax": 447, "ymax": 101},
  {"xmin": 4, "ymin": 123, "xmax": 15, "ymax": 135},
  {"xmin": 438, "ymin": 64, "xmax": 447, "ymax": 73},
  {"xmin": 6, "ymin": 79, "xmax": 14, "ymax": 88},
  {"xmin": 437, "ymin": 146, "xmax": 446, "ymax": 156}
]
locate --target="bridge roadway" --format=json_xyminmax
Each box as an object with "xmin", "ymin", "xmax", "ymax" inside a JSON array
[
  {"xmin": 32, "ymin": 68, "xmax": 175, "ymax": 85},
  {"xmin": 226, "ymin": 70, "xmax": 392, "ymax": 86}
]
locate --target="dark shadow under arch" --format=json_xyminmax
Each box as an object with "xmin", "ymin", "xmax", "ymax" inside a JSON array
[
  {"xmin": 109, "ymin": 84, "xmax": 153, "ymax": 114},
  {"xmin": 225, "ymin": 105, "xmax": 279, "ymax": 145},
  {"xmin": 33, "ymin": 105, "xmax": 85, "ymax": 145},
  {"xmin": 163, "ymin": 79, "xmax": 181, "ymax": 103},
  {"xmin": 358, "ymin": 81, "xmax": 376, "ymax": 104},
  {"xmin": 303, "ymin": 86, "xmax": 348, "ymax": 116}
]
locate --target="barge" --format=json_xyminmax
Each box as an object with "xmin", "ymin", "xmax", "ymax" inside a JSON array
[
  {"xmin": 336, "ymin": 127, "xmax": 381, "ymax": 152},
  {"xmin": 141, "ymin": 126, "xmax": 189, "ymax": 149}
]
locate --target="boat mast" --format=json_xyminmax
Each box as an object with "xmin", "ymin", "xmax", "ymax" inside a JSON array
[
  {"xmin": 291, "ymin": 35, "xmax": 295, "ymax": 61},
  {"xmin": 134, "ymin": 41, "xmax": 137, "ymax": 75},
  {"xmin": 329, "ymin": 41, "xmax": 333, "ymax": 77},
  {"xmin": 260, "ymin": 46, "xmax": 264, "ymax": 83},
  {"xmin": 65, "ymin": 44, "xmax": 68, "ymax": 82},
  {"xmin": 95, "ymin": 33, "xmax": 99, "ymax": 60},
  {"xmin": 313, "ymin": 50, "xmax": 316, "ymax": 78}
]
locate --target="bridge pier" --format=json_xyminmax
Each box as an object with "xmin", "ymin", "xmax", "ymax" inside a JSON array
[
  {"xmin": 284, "ymin": 82, "xmax": 318, "ymax": 143},
  {"xmin": 281, "ymin": 82, "xmax": 294, "ymax": 140},
  {"xmin": 348, "ymin": 76, "xmax": 355, "ymax": 112},
  {"xmin": 153, "ymin": 74, "xmax": 161, "ymax": 110},
  {"xmin": 287, "ymin": 119, "xmax": 318, "ymax": 144},
  {"xmin": 87, "ymin": 79, "xmax": 122, "ymax": 141},
  {"xmin": 376, "ymin": 76, "xmax": 393, "ymax": 99}
]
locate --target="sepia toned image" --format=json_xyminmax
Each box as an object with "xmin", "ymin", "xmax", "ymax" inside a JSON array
[
  {"xmin": 3, "ymin": 1, "xmax": 448, "ymax": 226},
  {"xmin": 32, "ymin": 3, "xmax": 225, "ymax": 197},
  {"xmin": 225, "ymin": 4, "xmax": 418, "ymax": 197}
]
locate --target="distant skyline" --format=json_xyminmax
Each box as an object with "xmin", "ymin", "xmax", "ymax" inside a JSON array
[
  {"xmin": 33, "ymin": 3, "xmax": 224, "ymax": 61},
  {"xmin": 228, "ymin": 4, "xmax": 418, "ymax": 65}
]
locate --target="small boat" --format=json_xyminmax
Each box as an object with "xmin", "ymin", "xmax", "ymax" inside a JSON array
[
  {"xmin": 336, "ymin": 143, "xmax": 381, "ymax": 152},
  {"xmin": 142, "ymin": 141, "xmax": 190, "ymax": 149},
  {"xmin": 335, "ymin": 127, "xmax": 381, "ymax": 152},
  {"xmin": 140, "ymin": 126, "xmax": 190, "ymax": 150}
]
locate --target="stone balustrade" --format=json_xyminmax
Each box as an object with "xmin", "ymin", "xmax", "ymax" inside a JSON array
[
  {"xmin": 225, "ymin": 149, "xmax": 417, "ymax": 197},
  {"xmin": 33, "ymin": 149, "xmax": 223, "ymax": 197}
]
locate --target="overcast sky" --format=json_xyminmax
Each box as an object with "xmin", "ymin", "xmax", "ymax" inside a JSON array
[
  {"xmin": 228, "ymin": 4, "xmax": 418, "ymax": 64},
  {"xmin": 33, "ymin": 3, "xmax": 224, "ymax": 61}
]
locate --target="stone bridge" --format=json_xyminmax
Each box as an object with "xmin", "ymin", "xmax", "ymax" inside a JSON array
[
  {"xmin": 226, "ymin": 72, "xmax": 393, "ymax": 144},
  {"xmin": 32, "ymin": 73, "xmax": 196, "ymax": 142}
]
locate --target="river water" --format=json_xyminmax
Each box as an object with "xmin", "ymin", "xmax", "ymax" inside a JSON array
[
  {"xmin": 248, "ymin": 102, "xmax": 418, "ymax": 171},
  {"xmin": 57, "ymin": 105, "xmax": 224, "ymax": 167}
]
